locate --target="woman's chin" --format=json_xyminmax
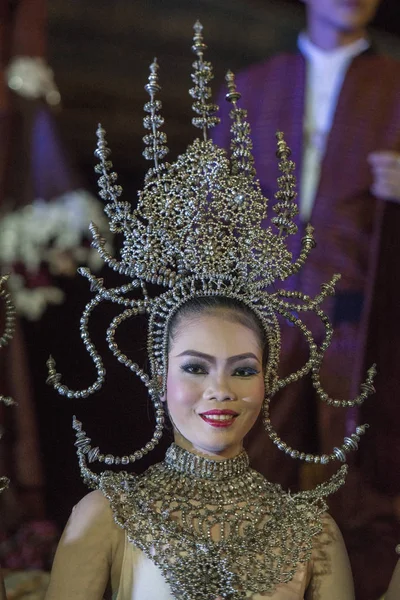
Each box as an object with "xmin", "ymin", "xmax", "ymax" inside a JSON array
[{"xmin": 188, "ymin": 435, "xmax": 244, "ymax": 459}]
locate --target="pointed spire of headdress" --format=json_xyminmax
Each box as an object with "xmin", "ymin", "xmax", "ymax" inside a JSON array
[
  {"xmin": 271, "ymin": 132, "xmax": 299, "ymax": 238},
  {"xmin": 190, "ymin": 21, "xmax": 220, "ymax": 140},
  {"xmin": 143, "ymin": 58, "xmax": 169, "ymax": 172},
  {"xmin": 225, "ymin": 69, "xmax": 256, "ymax": 178},
  {"xmin": 94, "ymin": 125, "xmax": 122, "ymax": 206}
]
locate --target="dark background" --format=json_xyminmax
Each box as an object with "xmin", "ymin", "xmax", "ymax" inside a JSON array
[{"xmin": 47, "ymin": 0, "xmax": 400, "ymax": 176}]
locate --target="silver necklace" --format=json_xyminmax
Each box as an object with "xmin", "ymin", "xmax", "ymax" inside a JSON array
[{"xmin": 99, "ymin": 444, "xmax": 346, "ymax": 599}]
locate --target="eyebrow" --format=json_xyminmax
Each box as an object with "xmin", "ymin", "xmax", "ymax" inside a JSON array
[{"xmin": 175, "ymin": 350, "xmax": 260, "ymax": 364}]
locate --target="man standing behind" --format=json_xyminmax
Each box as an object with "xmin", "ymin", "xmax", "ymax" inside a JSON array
[{"xmin": 214, "ymin": 1, "xmax": 400, "ymax": 598}]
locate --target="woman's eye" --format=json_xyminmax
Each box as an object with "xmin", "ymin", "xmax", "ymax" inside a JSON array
[
  {"xmin": 233, "ymin": 367, "xmax": 259, "ymax": 377},
  {"xmin": 181, "ymin": 364, "xmax": 207, "ymax": 375}
]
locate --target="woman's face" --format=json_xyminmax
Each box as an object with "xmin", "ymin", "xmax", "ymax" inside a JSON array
[{"xmin": 165, "ymin": 312, "xmax": 265, "ymax": 459}]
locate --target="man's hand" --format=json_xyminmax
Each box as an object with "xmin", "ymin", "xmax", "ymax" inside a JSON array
[{"xmin": 368, "ymin": 151, "xmax": 400, "ymax": 203}]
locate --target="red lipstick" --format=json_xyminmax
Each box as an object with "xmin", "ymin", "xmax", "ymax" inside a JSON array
[{"xmin": 199, "ymin": 409, "xmax": 238, "ymax": 428}]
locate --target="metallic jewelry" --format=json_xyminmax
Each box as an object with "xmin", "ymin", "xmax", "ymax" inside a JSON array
[
  {"xmin": 0, "ymin": 275, "xmax": 17, "ymax": 493},
  {"xmin": 96, "ymin": 443, "xmax": 347, "ymax": 600},
  {"xmin": 0, "ymin": 275, "xmax": 16, "ymax": 407},
  {"xmin": 46, "ymin": 22, "xmax": 375, "ymax": 474}
]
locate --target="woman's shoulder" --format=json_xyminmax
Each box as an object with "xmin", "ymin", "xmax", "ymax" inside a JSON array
[
  {"xmin": 73, "ymin": 489, "xmax": 113, "ymax": 517},
  {"xmin": 310, "ymin": 512, "xmax": 345, "ymax": 559},
  {"xmin": 315, "ymin": 512, "xmax": 343, "ymax": 539},
  {"xmin": 45, "ymin": 491, "xmax": 126, "ymax": 600},
  {"xmin": 308, "ymin": 513, "xmax": 354, "ymax": 598},
  {"xmin": 67, "ymin": 490, "xmax": 124, "ymax": 545}
]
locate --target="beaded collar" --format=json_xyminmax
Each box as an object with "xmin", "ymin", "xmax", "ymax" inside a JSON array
[
  {"xmin": 99, "ymin": 444, "xmax": 346, "ymax": 600},
  {"xmin": 164, "ymin": 443, "xmax": 249, "ymax": 479}
]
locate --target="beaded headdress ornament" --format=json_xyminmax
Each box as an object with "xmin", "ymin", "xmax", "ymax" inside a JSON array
[
  {"xmin": 46, "ymin": 22, "xmax": 375, "ymax": 483},
  {"xmin": 0, "ymin": 275, "xmax": 16, "ymax": 493}
]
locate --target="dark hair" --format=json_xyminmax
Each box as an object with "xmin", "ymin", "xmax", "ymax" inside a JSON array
[{"xmin": 168, "ymin": 296, "xmax": 268, "ymax": 368}]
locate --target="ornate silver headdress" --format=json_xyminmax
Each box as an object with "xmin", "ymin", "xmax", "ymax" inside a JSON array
[
  {"xmin": 0, "ymin": 275, "xmax": 17, "ymax": 493},
  {"xmin": 46, "ymin": 22, "xmax": 375, "ymax": 484}
]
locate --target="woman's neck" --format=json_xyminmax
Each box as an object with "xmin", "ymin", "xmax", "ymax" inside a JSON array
[
  {"xmin": 173, "ymin": 432, "xmax": 243, "ymax": 461},
  {"xmin": 164, "ymin": 443, "xmax": 250, "ymax": 479}
]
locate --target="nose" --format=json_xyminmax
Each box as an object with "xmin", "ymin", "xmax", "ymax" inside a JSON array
[{"xmin": 203, "ymin": 373, "xmax": 236, "ymax": 402}]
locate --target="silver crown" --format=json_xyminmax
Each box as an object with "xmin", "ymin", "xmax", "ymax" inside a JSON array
[{"xmin": 46, "ymin": 22, "xmax": 375, "ymax": 482}]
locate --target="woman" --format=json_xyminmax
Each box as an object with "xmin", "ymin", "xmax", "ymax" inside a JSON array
[
  {"xmin": 44, "ymin": 23, "xmax": 374, "ymax": 600},
  {"xmin": 45, "ymin": 296, "xmax": 354, "ymax": 599}
]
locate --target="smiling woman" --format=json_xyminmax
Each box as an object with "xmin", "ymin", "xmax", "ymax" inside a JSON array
[
  {"xmin": 165, "ymin": 299, "xmax": 266, "ymax": 459},
  {"xmin": 45, "ymin": 294, "xmax": 355, "ymax": 600},
  {"xmin": 42, "ymin": 21, "xmax": 377, "ymax": 600}
]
